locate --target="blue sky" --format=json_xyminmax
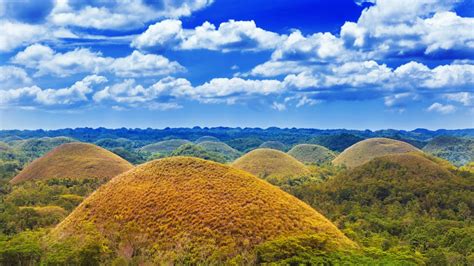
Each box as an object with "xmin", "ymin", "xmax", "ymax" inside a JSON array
[{"xmin": 0, "ymin": 0, "xmax": 473, "ymax": 130}]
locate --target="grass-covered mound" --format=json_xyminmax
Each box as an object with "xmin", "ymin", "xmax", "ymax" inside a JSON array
[
  {"xmin": 50, "ymin": 157, "xmax": 355, "ymax": 263},
  {"xmin": 197, "ymin": 141, "xmax": 241, "ymax": 162},
  {"xmin": 259, "ymin": 141, "xmax": 287, "ymax": 151},
  {"xmin": 232, "ymin": 148, "xmax": 310, "ymax": 181},
  {"xmin": 12, "ymin": 136, "xmax": 75, "ymax": 159},
  {"xmin": 195, "ymin": 136, "xmax": 220, "ymax": 143},
  {"xmin": 170, "ymin": 144, "xmax": 226, "ymax": 163},
  {"xmin": 423, "ymin": 136, "xmax": 474, "ymax": 167},
  {"xmin": 288, "ymin": 144, "xmax": 336, "ymax": 165},
  {"xmin": 290, "ymin": 153, "xmax": 474, "ymax": 264},
  {"xmin": 332, "ymin": 137, "xmax": 419, "ymax": 168},
  {"xmin": 309, "ymin": 133, "xmax": 364, "ymax": 152},
  {"xmin": 139, "ymin": 139, "xmax": 191, "ymax": 154},
  {"xmin": 10, "ymin": 143, "xmax": 133, "ymax": 184}
]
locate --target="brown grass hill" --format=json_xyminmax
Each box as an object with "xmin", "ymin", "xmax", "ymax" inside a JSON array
[
  {"xmin": 232, "ymin": 148, "xmax": 310, "ymax": 181},
  {"xmin": 332, "ymin": 138, "xmax": 420, "ymax": 168},
  {"xmin": 288, "ymin": 144, "xmax": 336, "ymax": 165},
  {"xmin": 259, "ymin": 141, "xmax": 287, "ymax": 151},
  {"xmin": 10, "ymin": 143, "xmax": 133, "ymax": 185},
  {"xmin": 50, "ymin": 157, "xmax": 356, "ymax": 263},
  {"xmin": 139, "ymin": 139, "xmax": 191, "ymax": 154}
]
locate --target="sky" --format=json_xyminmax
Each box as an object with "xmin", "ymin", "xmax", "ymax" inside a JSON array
[{"xmin": 0, "ymin": 0, "xmax": 473, "ymax": 130}]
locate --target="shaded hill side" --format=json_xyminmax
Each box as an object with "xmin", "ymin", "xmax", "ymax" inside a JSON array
[
  {"xmin": 10, "ymin": 143, "xmax": 133, "ymax": 184},
  {"xmin": 51, "ymin": 157, "xmax": 355, "ymax": 263},
  {"xmin": 423, "ymin": 136, "xmax": 474, "ymax": 167},
  {"xmin": 308, "ymin": 133, "xmax": 364, "ymax": 152},
  {"xmin": 333, "ymin": 138, "xmax": 420, "ymax": 168},
  {"xmin": 139, "ymin": 139, "xmax": 191, "ymax": 154},
  {"xmin": 232, "ymin": 148, "xmax": 310, "ymax": 180},
  {"xmin": 197, "ymin": 141, "xmax": 241, "ymax": 161},
  {"xmin": 288, "ymin": 144, "xmax": 336, "ymax": 165},
  {"xmin": 259, "ymin": 141, "xmax": 287, "ymax": 151}
]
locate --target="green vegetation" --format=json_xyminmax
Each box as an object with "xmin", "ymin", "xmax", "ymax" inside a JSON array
[
  {"xmin": 423, "ymin": 136, "xmax": 474, "ymax": 166},
  {"xmin": 195, "ymin": 135, "xmax": 220, "ymax": 143},
  {"xmin": 259, "ymin": 141, "xmax": 287, "ymax": 151},
  {"xmin": 10, "ymin": 143, "xmax": 133, "ymax": 184},
  {"xmin": 333, "ymin": 137, "xmax": 420, "ymax": 168},
  {"xmin": 12, "ymin": 136, "xmax": 75, "ymax": 160},
  {"xmin": 197, "ymin": 141, "xmax": 241, "ymax": 162},
  {"xmin": 170, "ymin": 144, "xmax": 226, "ymax": 163},
  {"xmin": 139, "ymin": 139, "xmax": 191, "ymax": 155},
  {"xmin": 110, "ymin": 147, "xmax": 149, "ymax": 165},
  {"xmin": 286, "ymin": 153, "xmax": 474, "ymax": 264},
  {"xmin": 288, "ymin": 144, "xmax": 336, "ymax": 165},
  {"xmin": 308, "ymin": 133, "xmax": 364, "ymax": 152},
  {"xmin": 226, "ymin": 137, "xmax": 263, "ymax": 152}
]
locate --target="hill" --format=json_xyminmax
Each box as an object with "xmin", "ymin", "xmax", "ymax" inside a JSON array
[
  {"xmin": 10, "ymin": 143, "xmax": 133, "ymax": 184},
  {"xmin": 290, "ymin": 153, "xmax": 474, "ymax": 264},
  {"xmin": 140, "ymin": 139, "xmax": 191, "ymax": 154},
  {"xmin": 422, "ymin": 136, "xmax": 474, "ymax": 166},
  {"xmin": 197, "ymin": 141, "xmax": 241, "ymax": 161},
  {"xmin": 232, "ymin": 148, "xmax": 310, "ymax": 180},
  {"xmin": 50, "ymin": 157, "xmax": 355, "ymax": 263},
  {"xmin": 170, "ymin": 144, "xmax": 226, "ymax": 163},
  {"xmin": 288, "ymin": 144, "xmax": 336, "ymax": 165},
  {"xmin": 259, "ymin": 141, "xmax": 287, "ymax": 151},
  {"xmin": 332, "ymin": 138, "xmax": 420, "ymax": 168},
  {"xmin": 13, "ymin": 136, "xmax": 75, "ymax": 159},
  {"xmin": 195, "ymin": 136, "xmax": 220, "ymax": 143}
]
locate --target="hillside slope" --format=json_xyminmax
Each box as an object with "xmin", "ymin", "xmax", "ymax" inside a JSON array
[
  {"xmin": 332, "ymin": 138, "xmax": 420, "ymax": 168},
  {"xmin": 288, "ymin": 144, "xmax": 336, "ymax": 165},
  {"xmin": 197, "ymin": 141, "xmax": 241, "ymax": 161},
  {"xmin": 140, "ymin": 139, "xmax": 191, "ymax": 154},
  {"xmin": 423, "ymin": 136, "xmax": 474, "ymax": 166},
  {"xmin": 10, "ymin": 143, "xmax": 133, "ymax": 184},
  {"xmin": 51, "ymin": 157, "xmax": 355, "ymax": 262}
]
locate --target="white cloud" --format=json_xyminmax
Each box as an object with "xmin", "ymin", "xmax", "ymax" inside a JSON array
[
  {"xmin": 427, "ymin": 102, "xmax": 456, "ymax": 114},
  {"xmin": 0, "ymin": 75, "xmax": 106, "ymax": 106},
  {"xmin": 132, "ymin": 19, "xmax": 285, "ymax": 52},
  {"xmin": 271, "ymin": 102, "xmax": 286, "ymax": 111},
  {"xmin": 0, "ymin": 20, "xmax": 48, "ymax": 52},
  {"xmin": 249, "ymin": 61, "xmax": 313, "ymax": 77},
  {"xmin": 49, "ymin": 0, "xmax": 213, "ymax": 30},
  {"xmin": 384, "ymin": 92, "xmax": 418, "ymax": 107},
  {"xmin": 12, "ymin": 44, "xmax": 184, "ymax": 77},
  {"xmin": 445, "ymin": 92, "xmax": 473, "ymax": 106},
  {"xmin": 0, "ymin": 66, "xmax": 31, "ymax": 89}
]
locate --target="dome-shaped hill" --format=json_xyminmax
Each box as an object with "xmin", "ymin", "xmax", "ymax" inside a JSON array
[
  {"xmin": 259, "ymin": 141, "xmax": 287, "ymax": 151},
  {"xmin": 10, "ymin": 143, "xmax": 133, "ymax": 185},
  {"xmin": 140, "ymin": 139, "xmax": 191, "ymax": 154},
  {"xmin": 232, "ymin": 148, "xmax": 310, "ymax": 180},
  {"xmin": 197, "ymin": 141, "xmax": 241, "ymax": 161},
  {"xmin": 195, "ymin": 135, "xmax": 220, "ymax": 143},
  {"xmin": 51, "ymin": 157, "xmax": 355, "ymax": 262},
  {"xmin": 423, "ymin": 136, "xmax": 474, "ymax": 167},
  {"xmin": 332, "ymin": 138, "xmax": 420, "ymax": 168},
  {"xmin": 14, "ymin": 136, "xmax": 75, "ymax": 158},
  {"xmin": 288, "ymin": 144, "xmax": 336, "ymax": 165}
]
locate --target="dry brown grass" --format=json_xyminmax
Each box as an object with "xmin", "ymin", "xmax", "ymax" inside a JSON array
[
  {"xmin": 332, "ymin": 138, "xmax": 420, "ymax": 168},
  {"xmin": 51, "ymin": 157, "xmax": 355, "ymax": 260},
  {"xmin": 10, "ymin": 142, "xmax": 133, "ymax": 184},
  {"xmin": 232, "ymin": 148, "xmax": 310, "ymax": 181}
]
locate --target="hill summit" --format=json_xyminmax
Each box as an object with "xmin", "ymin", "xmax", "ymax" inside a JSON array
[
  {"xmin": 10, "ymin": 142, "xmax": 133, "ymax": 184},
  {"xmin": 332, "ymin": 138, "xmax": 420, "ymax": 168},
  {"xmin": 51, "ymin": 157, "xmax": 354, "ymax": 262},
  {"xmin": 288, "ymin": 144, "xmax": 336, "ymax": 165},
  {"xmin": 232, "ymin": 148, "xmax": 310, "ymax": 180}
]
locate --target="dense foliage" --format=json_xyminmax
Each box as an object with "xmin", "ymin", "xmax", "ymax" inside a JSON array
[{"xmin": 423, "ymin": 136, "xmax": 474, "ymax": 166}]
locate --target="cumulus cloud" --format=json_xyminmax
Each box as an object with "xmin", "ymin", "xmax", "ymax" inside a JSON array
[
  {"xmin": 132, "ymin": 19, "xmax": 285, "ymax": 52},
  {"xmin": 0, "ymin": 20, "xmax": 48, "ymax": 52},
  {"xmin": 12, "ymin": 44, "xmax": 184, "ymax": 77},
  {"xmin": 0, "ymin": 66, "xmax": 32, "ymax": 89},
  {"xmin": 0, "ymin": 75, "xmax": 106, "ymax": 106},
  {"xmin": 445, "ymin": 92, "xmax": 473, "ymax": 106},
  {"xmin": 426, "ymin": 102, "xmax": 456, "ymax": 114},
  {"xmin": 49, "ymin": 0, "xmax": 213, "ymax": 30}
]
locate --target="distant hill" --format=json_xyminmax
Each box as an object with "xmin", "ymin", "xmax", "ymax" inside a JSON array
[
  {"xmin": 140, "ymin": 139, "xmax": 191, "ymax": 154},
  {"xmin": 95, "ymin": 138, "xmax": 134, "ymax": 150},
  {"xmin": 232, "ymin": 148, "xmax": 310, "ymax": 180},
  {"xmin": 51, "ymin": 157, "xmax": 355, "ymax": 263},
  {"xmin": 308, "ymin": 133, "xmax": 364, "ymax": 152},
  {"xmin": 288, "ymin": 144, "xmax": 336, "ymax": 165},
  {"xmin": 422, "ymin": 136, "xmax": 474, "ymax": 166},
  {"xmin": 10, "ymin": 143, "xmax": 133, "ymax": 184},
  {"xmin": 195, "ymin": 136, "xmax": 220, "ymax": 143},
  {"xmin": 333, "ymin": 138, "xmax": 420, "ymax": 168},
  {"xmin": 259, "ymin": 141, "xmax": 287, "ymax": 151},
  {"xmin": 197, "ymin": 141, "xmax": 241, "ymax": 161},
  {"xmin": 13, "ymin": 136, "xmax": 75, "ymax": 159},
  {"xmin": 170, "ymin": 144, "xmax": 226, "ymax": 163}
]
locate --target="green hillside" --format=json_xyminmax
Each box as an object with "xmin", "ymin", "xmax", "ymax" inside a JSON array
[
  {"xmin": 288, "ymin": 144, "xmax": 336, "ymax": 165},
  {"xmin": 423, "ymin": 136, "xmax": 474, "ymax": 167}
]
